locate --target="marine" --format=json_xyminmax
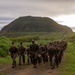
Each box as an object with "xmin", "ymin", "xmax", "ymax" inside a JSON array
[
  {"xmin": 18, "ymin": 42, "xmax": 26, "ymax": 65},
  {"xmin": 9, "ymin": 42, "xmax": 18, "ymax": 68},
  {"xmin": 30, "ymin": 40, "xmax": 39, "ymax": 68}
]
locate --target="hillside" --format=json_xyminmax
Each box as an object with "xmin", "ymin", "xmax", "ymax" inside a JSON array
[{"xmin": 0, "ymin": 16, "xmax": 72, "ymax": 34}]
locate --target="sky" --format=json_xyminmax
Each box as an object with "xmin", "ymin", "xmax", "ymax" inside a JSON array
[{"xmin": 0, "ymin": 0, "xmax": 75, "ymax": 30}]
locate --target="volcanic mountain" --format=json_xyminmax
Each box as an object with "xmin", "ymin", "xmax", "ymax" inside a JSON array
[{"xmin": 0, "ymin": 16, "xmax": 72, "ymax": 34}]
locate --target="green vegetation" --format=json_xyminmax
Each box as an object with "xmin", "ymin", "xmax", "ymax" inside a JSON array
[
  {"xmin": 0, "ymin": 16, "xmax": 72, "ymax": 35},
  {"xmin": 0, "ymin": 31, "xmax": 75, "ymax": 75},
  {"xmin": 7, "ymin": 32, "xmax": 67, "ymax": 41},
  {"xmin": 0, "ymin": 32, "xmax": 74, "ymax": 57},
  {"xmin": 0, "ymin": 56, "xmax": 11, "ymax": 64},
  {"xmin": 0, "ymin": 32, "xmax": 67, "ymax": 57},
  {"xmin": 63, "ymin": 32, "xmax": 75, "ymax": 42},
  {"xmin": 0, "ymin": 36, "xmax": 11, "ymax": 57},
  {"xmin": 59, "ymin": 42, "xmax": 75, "ymax": 75}
]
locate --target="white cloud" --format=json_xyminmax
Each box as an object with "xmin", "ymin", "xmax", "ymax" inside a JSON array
[
  {"xmin": 0, "ymin": 0, "xmax": 75, "ymax": 18},
  {"xmin": 0, "ymin": 0, "xmax": 75, "ymax": 29},
  {"xmin": 52, "ymin": 14, "xmax": 75, "ymax": 27}
]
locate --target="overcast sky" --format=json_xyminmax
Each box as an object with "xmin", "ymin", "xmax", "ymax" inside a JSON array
[{"xmin": 0, "ymin": 0, "xmax": 75, "ymax": 30}]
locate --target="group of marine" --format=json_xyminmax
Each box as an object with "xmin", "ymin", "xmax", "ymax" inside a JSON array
[{"xmin": 9, "ymin": 40, "xmax": 67, "ymax": 69}]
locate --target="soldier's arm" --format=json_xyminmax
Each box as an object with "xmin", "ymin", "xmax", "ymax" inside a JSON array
[{"xmin": 8, "ymin": 47, "xmax": 11, "ymax": 55}]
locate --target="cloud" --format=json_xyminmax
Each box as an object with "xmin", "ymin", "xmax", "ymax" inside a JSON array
[
  {"xmin": 0, "ymin": 17, "xmax": 14, "ymax": 30},
  {"xmin": 0, "ymin": 0, "xmax": 75, "ymax": 18},
  {"xmin": 0, "ymin": 0, "xmax": 75, "ymax": 29},
  {"xmin": 0, "ymin": 17, "xmax": 14, "ymax": 20},
  {"xmin": 52, "ymin": 14, "xmax": 75, "ymax": 27}
]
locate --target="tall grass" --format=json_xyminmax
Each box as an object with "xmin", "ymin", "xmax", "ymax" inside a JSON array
[{"xmin": 59, "ymin": 42, "xmax": 75, "ymax": 75}]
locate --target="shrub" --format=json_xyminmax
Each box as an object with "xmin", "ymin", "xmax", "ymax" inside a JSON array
[{"xmin": 0, "ymin": 36, "xmax": 11, "ymax": 57}]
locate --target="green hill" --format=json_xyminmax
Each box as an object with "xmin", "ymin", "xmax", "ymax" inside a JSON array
[{"xmin": 0, "ymin": 16, "xmax": 72, "ymax": 34}]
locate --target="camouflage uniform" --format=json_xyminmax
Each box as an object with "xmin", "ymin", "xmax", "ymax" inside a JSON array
[
  {"xmin": 26, "ymin": 47, "xmax": 32, "ymax": 64},
  {"xmin": 48, "ymin": 45, "xmax": 55, "ymax": 69},
  {"xmin": 18, "ymin": 43, "xmax": 26, "ymax": 65},
  {"xmin": 9, "ymin": 42, "xmax": 18, "ymax": 68},
  {"xmin": 42, "ymin": 45, "xmax": 48, "ymax": 64},
  {"xmin": 30, "ymin": 40, "xmax": 39, "ymax": 68}
]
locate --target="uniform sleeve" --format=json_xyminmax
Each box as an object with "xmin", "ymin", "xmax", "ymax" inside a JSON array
[{"xmin": 9, "ymin": 47, "xmax": 11, "ymax": 53}]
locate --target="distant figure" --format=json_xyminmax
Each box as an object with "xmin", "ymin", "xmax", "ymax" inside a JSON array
[
  {"xmin": 30, "ymin": 40, "xmax": 39, "ymax": 68},
  {"xmin": 18, "ymin": 42, "xmax": 26, "ymax": 65},
  {"xmin": 9, "ymin": 42, "xmax": 18, "ymax": 68}
]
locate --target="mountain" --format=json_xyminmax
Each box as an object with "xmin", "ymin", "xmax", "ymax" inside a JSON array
[{"xmin": 0, "ymin": 16, "xmax": 72, "ymax": 34}]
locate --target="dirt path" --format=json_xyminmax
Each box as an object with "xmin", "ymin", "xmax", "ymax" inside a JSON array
[
  {"xmin": 0, "ymin": 63, "xmax": 58, "ymax": 75},
  {"xmin": 15, "ymin": 64, "xmax": 58, "ymax": 75}
]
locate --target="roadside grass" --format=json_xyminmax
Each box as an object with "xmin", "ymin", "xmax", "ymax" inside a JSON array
[
  {"xmin": 0, "ymin": 55, "xmax": 28, "ymax": 65},
  {"xmin": 0, "ymin": 56, "xmax": 11, "ymax": 64},
  {"xmin": 59, "ymin": 42, "xmax": 75, "ymax": 75}
]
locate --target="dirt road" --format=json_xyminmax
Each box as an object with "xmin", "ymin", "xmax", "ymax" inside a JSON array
[{"xmin": 0, "ymin": 63, "xmax": 58, "ymax": 75}]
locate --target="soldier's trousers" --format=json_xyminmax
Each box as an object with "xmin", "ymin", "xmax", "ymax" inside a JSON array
[
  {"xmin": 19, "ymin": 55, "xmax": 25, "ymax": 65},
  {"xmin": 37, "ymin": 57, "xmax": 42, "ymax": 64},
  {"xmin": 49, "ymin": 55, "xmax": 53, "ymax": 67},
  {"xmin": 27, "ymin": 55, "xmax": 33, "ymax": 64},
  {"xmin": 31, "ymin": 53, "xmax": 37, "ymax": 66},
  {"xmin": 54, "ymin": 54, "xmax": 59, "ymax": 68},
  {"xmin": 11, "ymin": 54, "xmax": 17, "ymax": 67},
  {"xmin": 49, "ymin": 55, "xmax": 56, "ymax": 69},
  {"xmin": 42, "ymin": 53, "xmax": 47, "ymax": 64}
]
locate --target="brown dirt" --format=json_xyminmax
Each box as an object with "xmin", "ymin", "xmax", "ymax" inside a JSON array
[{"xmin": 0, "ymin": 63, "xmax": 58, "ymax": 75}]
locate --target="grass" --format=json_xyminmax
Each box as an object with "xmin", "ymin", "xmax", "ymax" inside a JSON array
[
  {"xmin": 59, "ymin": 42, "xmax": 75, "ymax": 75},
  {"xmin": 0, "ymin": 55, "xmax": 28, "ymax": 65},
  {"xmin": 0, "ymin": 56, "xmax": 11, "ymax": 64}
]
